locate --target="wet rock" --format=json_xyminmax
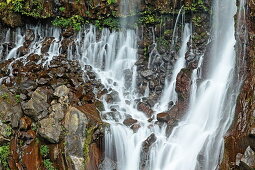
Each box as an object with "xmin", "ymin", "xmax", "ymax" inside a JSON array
[
  {"xmin": 25, "ymin": 29, "xmax": 35, "ymax": 42},
  {"xmin": 141, "ymin": 70, "xmax": 154, "ymax": 79},
  {"xmin": 137, "ymin": 102, "xmax": 153, "ymax": 117},
  {"xmin": 102, "ymin": 111, "xmax": 121, "ymax": 121},
  {"xmin": 157, "ymin": 112, "xmax": 170, "ymax": 123},
  {"xmin": 123, "ymin": 118, "xmax": 138, "ymax": 126},
  {"xmin": 131, "ymin": 123, "xmax": 141, "ymax": 132},
  {"xmin": 38, "ymin": 117, "xmax": 61, "ymax": 143},
  {"xmin": 27, "ymin": 53, "xmax": 42, "ymax": 62},
  {"xmin": 99, "ymin": 157, "xmax": 117, "ymax": 170},
  {"xmin": 19, "ymin": 117, "xmax": 32, "ymax": 130},
  {"xmin": 86, "ymin": 143, "xmax": 102, "ymax": 170},
  {"xmin": 84, "ymin": 65, "xmax": 93, "ymax": 71},
  {"xmin": 176, "ymin": 68, "xmax": 192, "ymax": 100},
  {"xmin": 41, "ymin": 37, "xmax": 54, "ymax": 53},
  {"xmin": 54, "ymin": 85, "xmax": 70, "ymax": 98},
  {"xmin": 22, "ymin": 87, "xmax": 50, "ymax": 121},
  {"xmin": 62, "ymin": 28, "xmax": 75, "ymax": 38},
  {"xmin": 140, "ymin": 133, "xmax": 157, "ymax": 168},
  {"xmin": 18, "ymin": 46, "xmax": 29, "ymax": 56}
]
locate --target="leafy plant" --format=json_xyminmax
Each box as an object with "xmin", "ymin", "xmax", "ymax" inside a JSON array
[
  {"xmin": 43, "ymin": 159, "xmax": 55, "ymax": 170},
  {"xmin": 15, "ymin": 94, "xmax": 21, "ymax": 103},
  {"xmin": 52, "ymin": 15, "xmax": 85, "ymax": 31},
  {"xmin": 40, "ymin": 145, "xmax": 49, "ymax": 158},
  {"xmin": 107, "ymin": 0, "xmax": 116, "ymax": 5},
  {"xmin": 0, "ymin": 145, "xmax": 10, "ymax": 169},
  {"xmin": 59, "ymin": 7, "xmax": 65, "ymax": 12}
]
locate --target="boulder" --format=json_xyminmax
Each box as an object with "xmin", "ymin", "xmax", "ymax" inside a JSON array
[
  {"xmin": 64, "ymin": 106, "xmax": 89, "ymax": 168},
  {"xmin": 38, "ymin": 117, "xmax": 61, "ymax": 143},
  {"xmin": 0, "ymin": 85, "xmax": 23, "ymax": 128},
  {"xmin": 22, "ymin": 87, "xmax": 50, "ymax": 121}
]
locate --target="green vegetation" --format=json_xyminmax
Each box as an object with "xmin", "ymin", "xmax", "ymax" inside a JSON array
[
  {"xmin": 59, "ymin": 7, "xmax": 65, "ymax": 12},
  {"xmin": 184, "ymin": 0, "xmax": 209, "ymax": 12},
  {"xmin": 192, "ymin": 16, "xmax": 202, "ymax": 27},
  {"xmin": 107, "ymin": 0, "xmax": 116, "ymax": 5},
  {"xmin": 43, "ymin": 159, "xmax": 56, "ymax": 170},
  {"xmin": 52, "ymin": 15, "xmax": 85, "ymax": 31},
  {"xmin": 0, "ymin": 0, "xmax": 51, "ymax": 18},
  {"xmin": 4, "ymin": 125, "xmax": 12, "ymax": 137},
  {"xmin": 1, "ymin": 93, "xmax": 9, "ymax": 100},
  {"xmin": 83, "ymin": 126, "xmax": 96, "ymax": 164},
  {"xmin": 0, "ymin": 145, "xmax": 10, "ymax": 170},
  {"xmin": 40, "ymin": 145, "xmax": 49, "ymax": 158},
  {"xmin": 15, "ymin": 94, "xmax": 21, "ymax": 103},
  {"xmin": 40, "ymin": 145, "xmax": 55, "ymax": 170},
  {"xmin": 139, "ymin": 15, "xmax": 160, "ymax": 25}
]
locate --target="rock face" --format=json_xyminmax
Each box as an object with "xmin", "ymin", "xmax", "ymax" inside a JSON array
[
  {"xmin": 219, "ymin": 1, "xmax": 255, "ymax": 170},
  {"xmin": 0, "ymin": 49, "xmax": 106, "ymax": 169}
]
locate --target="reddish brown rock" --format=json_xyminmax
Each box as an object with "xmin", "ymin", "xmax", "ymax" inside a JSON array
[
  {"xmin": 85, "ymin": 143, "xmax": 102, "ymax": 170},
  {"xmin": 19, "ymin": 117, "xmax": 32, "ymax": 130},
  {"xmin": 175, "ymin": 68, "xmax": 192, "ymax": 101},
  {"xmin": 22, "ymin": 140, "xmax": 43, "ymax": 170},
  {"xmin": 123, "ymin": 118, "xmax": 138, "ymax": 126},
  {"xmin": 137, "ymin": 102, "xmax": 153, "ymax": 117}
]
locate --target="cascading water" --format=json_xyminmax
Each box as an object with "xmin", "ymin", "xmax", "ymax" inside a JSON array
[{"xmin": 0, "ymin": 0, "xmax": 244, "ymax": 169}]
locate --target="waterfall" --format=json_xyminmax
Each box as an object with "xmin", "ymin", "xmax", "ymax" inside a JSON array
[{"xmin": 0, "ymin": 0, "xmax": 244, "ymax": 169}]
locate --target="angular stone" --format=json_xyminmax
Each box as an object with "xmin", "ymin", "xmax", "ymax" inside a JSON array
[
  {"xmin": 19, "ymin": 117, "xmax": 32, "ymax": 130},
  {"xmin": 54, "ymin": 85, "xmax": 70, "ymax": 98},
  {"xmin": 0, "ymin": 85, "xmax": 23, "ymax": 128},
  {"xmin": 22, "ymin": 87, "xmax": 50, "ymax": 121},
  {"xmin": 25, "ymin": 29, "xmax": 35, "ymax": 42},
  {"xmin": 38, "ymin": 117, "xmax": 61, "ymax": 143},
  {"xmin": 241, "ymin": 146, "xmax": 255, "ymax": 168}
]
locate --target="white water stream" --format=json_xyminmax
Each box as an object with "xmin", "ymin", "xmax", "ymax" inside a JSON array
[{"xmin": 0, "ymin": 0, "xmax": 244, "ymax": 169}]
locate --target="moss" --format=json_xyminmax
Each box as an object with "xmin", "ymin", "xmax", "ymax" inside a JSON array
[
  {"xmin": 0, "ymin": 144, "xmax": 10, "ymax": 170},
  {"xmin": 83, "ymin": 125, "xmax": 96, "ymax": 165}
]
